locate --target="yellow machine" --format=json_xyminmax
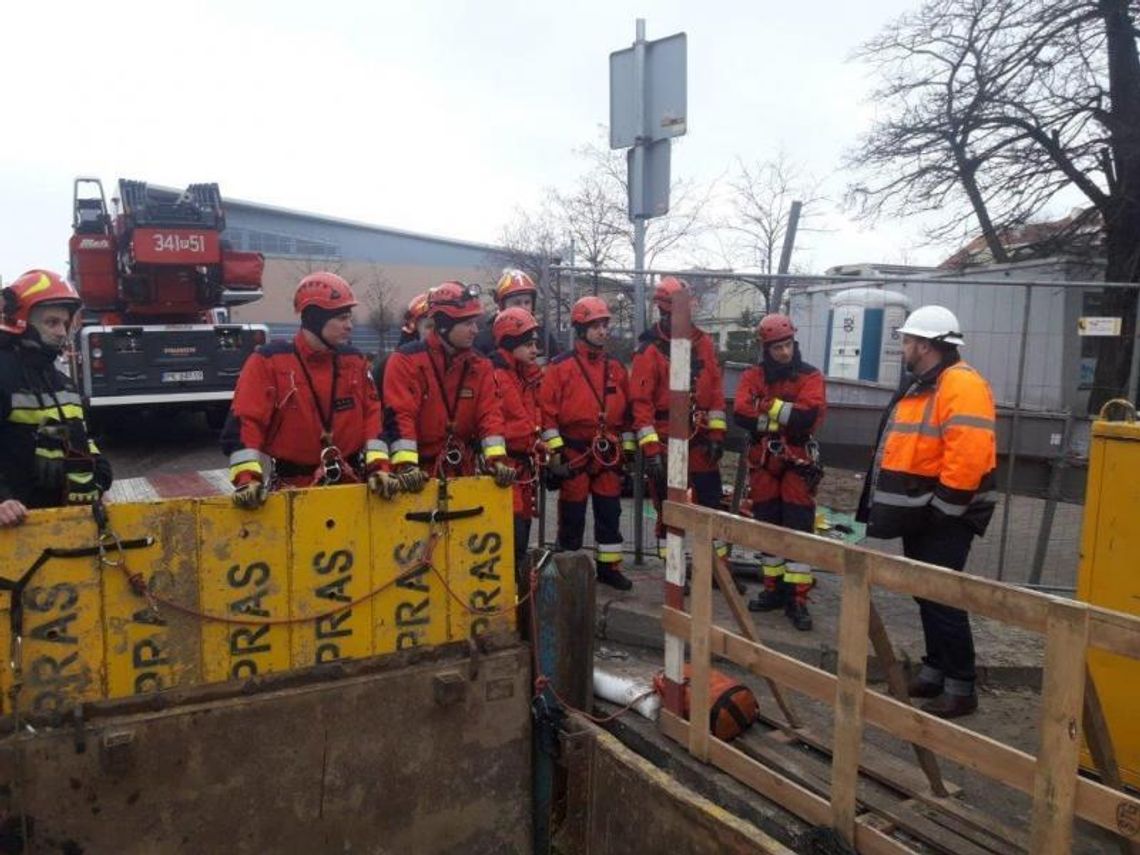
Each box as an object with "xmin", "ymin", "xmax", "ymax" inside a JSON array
[{"xmin": 1077, "ymin": 400, "xmax": 1140, "ymax": 789}]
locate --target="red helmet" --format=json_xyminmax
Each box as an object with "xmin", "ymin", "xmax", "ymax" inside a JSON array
[
  {"xmin": 401, "ymin": 291, "xmax": 430, "ymax": 334},
  {"xmin": 654, "ymin": 276, "xmax": 690, "ymax": 313},
  {"xmin": 493, "ymin": 307, "xmax": 539, "ymax": 347},
  {"xmin": 494, "ymin": 269, "xmax": 537, "ymax": 307},
  {"xmin": 294, "ymin": 272, "xmax": 357, "ymax": 314},
  {"xmin": 758, "ymin": 313, "xmax": 796, "ymax": 345},
  {"xmin": 1, "ymin": 269, "xmax": 82, "ymax": 335},
  {"xmin": 428, "ymin": 281, "xmax": 483, "ymax": 321},
  {"xmin": 570, "ymin": 296, "xmax": 612, "ymax": 326}
]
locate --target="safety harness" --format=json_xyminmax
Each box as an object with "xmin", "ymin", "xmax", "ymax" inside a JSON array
[
  {"xmin": 425, "ymin": 350, "xmax": 473, "ymax": 480},
  {"xmin": 293, "ymin": 350, "xmax": 360, "ymax": 486},
  {"xmin": 571, "ymin": 352, "xmax": 622, "ymax": 470}
]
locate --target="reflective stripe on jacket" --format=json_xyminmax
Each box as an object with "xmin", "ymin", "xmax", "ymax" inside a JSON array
[
  {"xmin": 629, "ymin": 324, "xmax": 726, "ymax": 452},
  {"xmin": 866, "ymin": 359, "xmax": 997, "ymax": 538}
]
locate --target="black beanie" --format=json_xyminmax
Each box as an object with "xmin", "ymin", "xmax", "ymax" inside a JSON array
[{"xmin": 301, "ymin": 305, "xmax": 343, "ymax": 342}]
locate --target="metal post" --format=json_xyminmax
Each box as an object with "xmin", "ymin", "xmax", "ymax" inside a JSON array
[
  {"xmin": 768, "ymin": 200, "xmax": 802, "ymax": 312},
  {"xmin": 568, "ymin": 237, "xmax": 577, "ymax": 340},
  {"xmin": 996, "ymin": 284, "xmax": 1033, "ymax": 582},
  {"xmin": 630, "ymin": 18, "xmax": 648, "ymax": 565},
  {"xmin": 1127, "ymin": 285, "xmax": 1140, "ymax": 404},
  {"xmin": 1028, "ymin": 412, "xmax": 1075, "ymax": 588}
]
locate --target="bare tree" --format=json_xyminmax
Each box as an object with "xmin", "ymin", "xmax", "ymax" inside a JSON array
[
  {"xmin": 847, "ymin": 0, "xmax": 1140, "ymax": 406},
  {"xmin": 722, "ymin": 152, "xmax": 825, "ymax": 311}
]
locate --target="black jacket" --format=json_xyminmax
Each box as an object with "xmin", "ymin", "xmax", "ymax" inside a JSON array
[{"xmin": 0, "ymin": 336, "xmax": 112, "ymax": 508}]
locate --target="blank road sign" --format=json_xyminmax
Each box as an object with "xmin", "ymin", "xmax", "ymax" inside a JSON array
[
  {"xmin": 609, "ymin": 32, "xmax": 687, "ymax": 150},
  {"xmin": 628, "ymin": 139, "xmax": 671, "ymax": 219}
]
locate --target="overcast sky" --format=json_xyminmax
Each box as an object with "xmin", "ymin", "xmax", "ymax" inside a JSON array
[{"xmin": 3, "ymin": 0, "xmax": 967, "ymax": 279}]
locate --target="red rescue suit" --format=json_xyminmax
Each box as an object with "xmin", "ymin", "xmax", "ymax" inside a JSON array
[
  {"xmin": 539, "ymin": 340, "xmax": 634, "ymax": 568},
  {"xmin": 630, "ymin": 323, "xmax": 727, "ymax": 546},
  {"xmin": 733, "ymin": 350, "xmax": 827, "ymax": 586},
  {"xmin": 490, "ymin": 348, "xmax": 543, "ymax": 517},
  {"xmin": 226, "ymin": 331, "xmax": 385, "ymax": 488},
  {"xmin": 382, "ymin": 331, "xmax": 506, "ymax": 476}
]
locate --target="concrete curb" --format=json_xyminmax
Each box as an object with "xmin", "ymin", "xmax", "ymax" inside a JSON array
[{"xmin": 597, "ymin": 598, "xmax": 1045, "ymax": 691}]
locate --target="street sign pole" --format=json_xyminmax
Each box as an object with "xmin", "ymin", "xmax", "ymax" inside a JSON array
[{"xmin": 632, "ymin": 18, "xmax": 648, "ymax": 340}]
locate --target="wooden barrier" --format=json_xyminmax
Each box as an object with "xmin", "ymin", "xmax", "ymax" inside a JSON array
[{"xmin": 662, "ymin": 499, "xmax": 1140, "ymax": 854}]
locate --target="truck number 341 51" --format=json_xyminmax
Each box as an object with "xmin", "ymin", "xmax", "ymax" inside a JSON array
[{"xmin": 152, "ymin": 233, "xmax": 205, "ymax": 253}]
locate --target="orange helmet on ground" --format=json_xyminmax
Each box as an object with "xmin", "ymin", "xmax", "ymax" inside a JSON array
[
  {"xmin": 428, "ymin": 281, "xmax": 483, "ymax": 321},
  {"xmin": 1, "ymin": 269, "xmax": 82, "ymax": 335},
  {"xmin": 493, "ymin": 307, "xmax": 540, "ymax": 347},
  {"xmin": 570, "ymin": 296, "xmax": 612, "ymax": 326},
  {"xmin": 654, "ymin": 276, "xmax": 690, "ymax": 313},
  {"xmin": 402, "ymin": 291, "xmax": 430, "ymax": 335},
  {"xmin": 758, "ymin": 313, "xmax": 796, "ymax": 345},
  {"xmin": 494, "ymin": 269, "xmax": 538, "ymax": 307},
  {"xmin": 294, "ymin": 272, "xmax": 357, "ymax": 314}
]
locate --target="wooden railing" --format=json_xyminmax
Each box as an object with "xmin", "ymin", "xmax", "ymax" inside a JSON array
[{"xmin": 659, "ymin": 499, "xmax": 1140, "ymax": 855}]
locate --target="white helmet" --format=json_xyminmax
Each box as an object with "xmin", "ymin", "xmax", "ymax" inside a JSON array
[{"xmin": 897, "ymin": 305, "xmax": 964, "ymax": 346}]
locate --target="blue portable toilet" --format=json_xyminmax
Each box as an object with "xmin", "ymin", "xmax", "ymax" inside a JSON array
[{"xmin": 824, "ymin": 288, "xmax": 911, "ymax": 387}]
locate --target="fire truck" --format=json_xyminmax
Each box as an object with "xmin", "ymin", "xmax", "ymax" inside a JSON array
[{"xmin": 67, "ymin": 178, "xmax": 267, "ymax": 427}]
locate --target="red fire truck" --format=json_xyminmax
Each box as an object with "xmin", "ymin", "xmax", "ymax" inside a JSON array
[{"xmin": 68, "ymin": 178, "xmax": 267, "ymax": 427}]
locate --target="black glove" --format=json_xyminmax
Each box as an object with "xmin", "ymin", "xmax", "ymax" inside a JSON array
[
  {"xmin": 645, "ymin": 453, "xmax": 665, "ymax": 483},
  {"xmin": 491, "ymin": 461, "xmax": 517, "ymax": 488},
  {"xmin": 546, "ymin": 452, "xmax": 572, "ymax": 479}
]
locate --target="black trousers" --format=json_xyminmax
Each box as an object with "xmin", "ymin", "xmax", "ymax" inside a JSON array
[{"xmin": 902, "ymin": 518, "xmax": 977, "ymax": 685}]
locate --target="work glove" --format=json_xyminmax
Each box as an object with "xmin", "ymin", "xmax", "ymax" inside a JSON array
[
  {"xmin": 368, "ymin": 470, "xmax": 401, "ymax": 500},
  {"xmin": 396, "ymin": 466, "xmax": 428, "ymax": 494},
  {"xmin": 232, "ymin": 481, "xmax": 268, "ymax": 510},
  {"xmin": 645, "ymin": 453, "xmax": 665, "ymax": 484},
  {"xmin": 706, "ymin": 439, "xmax": 724, "ymax": 463},
  {"xmin": 491, "ymin": 461, "xmax": 517, "ymax": 488},
  {"xmin": 546, "ymin": 452, "xmax": 572, "ymax": 479}
]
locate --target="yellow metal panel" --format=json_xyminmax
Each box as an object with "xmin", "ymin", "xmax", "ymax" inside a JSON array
[
  {"xmin": 102, "ymin": 500, "xmax": 203, "ymax": 698},
  {"xmin": 1078, "ymin": 422, "xmax": 1140, "ymax": 788},
  {"xmin": 370, "ymin": 481, "xmax": 451, "ymax": 654},
  {"xmin": 443, "ymin": 477, "xmax": 516, "ymax": 641},
  {"xmin": 0, "ymin": 506, "xmax": 106, "ymax": 717},
  {"xmin": 198, "ymin": 493, "xmax": 292, "ymax": 683},
  {"xmin": 289, "ymin": 484, "xmax": 373, "ymax": 667}
]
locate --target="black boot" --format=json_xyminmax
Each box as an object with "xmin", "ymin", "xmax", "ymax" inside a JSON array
[
  {"xmin": 921, "ymin": 692, "xmax": 978, "ymax": 719},
  {"xmin": 748, "ymin": 583, "xmax": 785, "ymax": 612},
  {"xmin": 597, "ymin": 563, "xmax": 633, "ymax": 591},
  {"xmin": 786, "ymin": 600, "xmax": 813, "ymax": 631}
]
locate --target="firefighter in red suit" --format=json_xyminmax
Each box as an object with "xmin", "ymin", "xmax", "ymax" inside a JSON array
[
  {"xmin": 489, "ymin": 307, "xmax": 544, "ymax": 579},
  {"xmin": 539, "ymin": 296, "xmax": 635, "ymax": 590},
  {"xmin": 382, "ymin": 281, "xmax": 515, "ymax": 490},
  {"xmin": 224, "ymin": 272, "xmax": 394, "ymax": 508},
  {"xmin": 733, "ymin": 314, "xmax": 827, "ymax": 630},
  {"xmin": 630, "ymin": 276, "xmax": 728, "ymax": 557}
]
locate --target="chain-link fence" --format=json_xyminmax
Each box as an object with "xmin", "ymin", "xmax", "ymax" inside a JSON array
[{"xmin": 532, "ymin": 262, "xmax": 1140, "ymax": 593}]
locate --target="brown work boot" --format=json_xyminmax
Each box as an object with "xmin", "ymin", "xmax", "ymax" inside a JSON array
[
  {"xmin": 921, "ymin": 692, "xmax": 978, "ymax": 719},
  {"xmin": 907, "ymin": 665, "xmax": 945, "ymax": 699}
]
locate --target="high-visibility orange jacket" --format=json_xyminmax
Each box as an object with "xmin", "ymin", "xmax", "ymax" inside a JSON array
[
  {"xmin": 538, "ymin": 340, "xmax": 633, "ymax": 451},
  {"xmin": 382, "ymin": 332, "xmax": 506, "ymax": 468},
  {"xmin": 629, "ymin": 323, "xmax": 726, "ymax": 456},
  {"xmin": 862, "ymin": 357, "xmax": 997, "ymax": 538}
]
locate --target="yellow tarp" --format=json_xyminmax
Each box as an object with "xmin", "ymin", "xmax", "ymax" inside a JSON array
[{"xmin": 0, "ymin": 477, "xmax": 515, "ymax": 716}]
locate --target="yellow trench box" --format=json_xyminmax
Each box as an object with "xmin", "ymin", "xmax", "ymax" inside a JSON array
[{"xmin": 0, "ymin": 477, "xmax": 515, "ymax": 717}]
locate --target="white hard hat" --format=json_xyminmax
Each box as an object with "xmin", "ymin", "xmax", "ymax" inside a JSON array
[{"xmin": 897, "ymin": 305, "xmax": 964, "ymax": 346}]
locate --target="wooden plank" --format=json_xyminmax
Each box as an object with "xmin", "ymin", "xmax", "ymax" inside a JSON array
[
  {"xmin": 1029, "ymin": 601, "xmax": 1090, "ymax": 855},
  {"xmin": 741, "ymin": 734, "xmax": 1001, "ymax": 855},
  {"xmin": 910, "ymin": 800, "xmax": 1029, "ymax": 855},
  {"xmin": 754, "ymin": 716, "xmax": 962, "ymax": 801},
  {"xmin": 668, "ymin": 501, "xmax": 1140, "ymax": 660},
  {"xmin": 661, "ymin": 709, "xmax": 912, "ymax": 855},
  {"xmin": 868, "ymin": 599, "xmax": 949, "ymax": 797},
  {"xmin": 831, "ymin": 551, "xmax": 872, "ymax": 844},
  {"xmin": 688, "ymin": 523, "xmax": 714, "ymax": 762},
  {"xmin": 711, "ymin": 552, "xmax": 801, "ymax": 730}
]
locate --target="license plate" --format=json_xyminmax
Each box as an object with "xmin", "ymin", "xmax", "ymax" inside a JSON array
[{"xmin": 162, "ymin": 370, "xmax": 205, "ymax": 383}]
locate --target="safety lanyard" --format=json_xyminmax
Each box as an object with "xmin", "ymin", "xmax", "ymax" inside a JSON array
[
  {"xmin": 427, "ymin": 349, "xmax": 471, "ymax": 428},
  {"xmin": 572, "ymin": 352, "xmax": 609, "ymax": 422},
  {"xmin": 294, "ymin": 351, "xmax": 339, "ymax": 445}
]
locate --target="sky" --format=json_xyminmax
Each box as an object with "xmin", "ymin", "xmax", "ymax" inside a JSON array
[{"xmin": 1, "ymin": 0, "xmax": 961, "ymax": 279}]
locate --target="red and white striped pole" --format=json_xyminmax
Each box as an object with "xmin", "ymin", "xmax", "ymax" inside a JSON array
[{"xmin": 661, "ymin": 288, "xmax": 692, "ymax": 717}]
